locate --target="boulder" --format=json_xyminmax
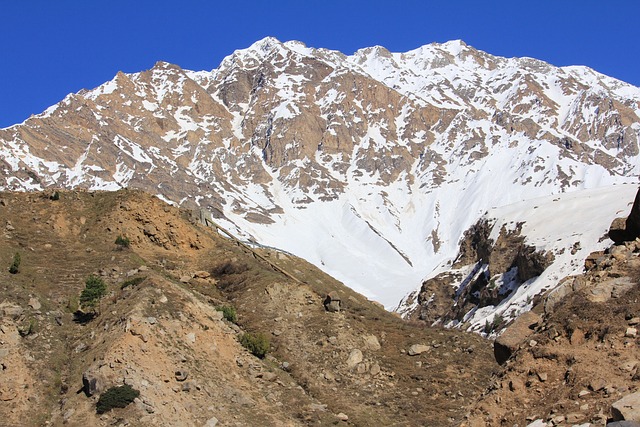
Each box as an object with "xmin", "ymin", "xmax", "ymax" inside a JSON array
[
  {"xmin": 324, "ymin": 292, "xmax": 341, "ymax": 312},
  {"xmin": 346, "ymin": 349, "xmax": 363, "ymax": 369},
  {"xmin": 612, "ymin": 391, "xmax": 640, "ymax": 421},
  {"xmin": 82, "ymin": 370, "xmax": 105, "ymax": 396},
  {"xmin": 408, "ymin": 344, "xmax": 430, "ymax": 356},
  {"xmin": 363, "ymin": 335, "xmax": 381, "ymax": 351},
  {"xmin": 494, "ymin": 311, "xmax": 541, "ymax": 364}
]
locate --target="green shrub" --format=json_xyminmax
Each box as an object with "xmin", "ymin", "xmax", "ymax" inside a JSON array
[
  {"xmin": 115, "ymin": 235, "xmax": 130, "ymax": 248},
  {"xmin": 80, "ymin": 275, "xmax": 107, "ymax": 310},
  {"xmin": 9, "ymin": 252, "xmax": 21, "ymax": 274},
  {"xmin": 240, "ymin": 332, "xmax": 270, "ymax": 359},
  {"xmin": 218, "ymin": 305, "xmax": 237, "ymax": 323},
  {"xmin": 96, "ymin": 384, "xmax": 140, "ymax": 414},
  {"xmin": 121, "ymin": 276, "xmax": 146, "ymax": 290}
]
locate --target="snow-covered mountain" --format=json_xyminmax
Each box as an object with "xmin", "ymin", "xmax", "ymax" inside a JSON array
[{"xmin": 1, "ymin": 37, "xmax": 639, "ymax": 329}]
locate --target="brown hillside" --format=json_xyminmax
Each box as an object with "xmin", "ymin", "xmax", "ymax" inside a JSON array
[{"xmin": 0, "ymin": 190, "xmax": 496, "ymax": 426}]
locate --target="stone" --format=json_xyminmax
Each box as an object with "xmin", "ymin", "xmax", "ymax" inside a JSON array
[
  {"xmin": 589, "ymin": 378, "xmax": 607, "ymax": 392},
  {"xmin": 175, "ymin": 370, "xmax": 189, "ymax": 381},
  {"xmin": 626, "ymin": 328, "xmax": 637, "ymax": 338},
  {"xmin": 370, "ymin": 362, "xmax": 381, "ymax": 376},
  {"xmin": 537, "ymin": 372, "xmax": 548, "ymax": 382},
  {"xmin": 82, "ymin": 370, "xmax": 105, "ymax": 396},
  {"xmin": 612, "ymin": 245, "xmax": 630, "ymax": 261},
  {"xmin": 28, "ymin": 298, "xmax": 41, "ymax": 310},
  {"xmin": 336, "ymin": 413, "xmax": 349, "ymax": 421},
  {"xmin": 2, "ymin": 305, "xmax": 23, "ymax": 319},
  {"xmin": 408, "ymin": 344, "xmax": 430, "ymax": 356},
  {"xmin": 194, "ymin": 270, "xmax": 211, "ymax": 279},
  {"xmin": 509, "ymin": 378, "xmax": 524, "ymax": 392},
  {"xmin": 363, "ymin": 335, "xmax": 381, "ymax": 351},
  {"xmin": 324, "ymin": 292, "xmax": 341, "ymax": 312},
  {"xmin": 565, "ymin": 413, "xmax": 583, "ymax": 423},
  {"xmin": 570, "ymin": 328, "xmax": 586, "ymax": 345},
  {"xmin": 346, "ymin": 349, "xmax": 363, "ymax": 369},
  {"xmin": 204, "ymin": 417, "xmax": 219, "ymax": 427},
  {"xmin": 612, "ymin": 391, "xmax": 640, "ymax": 421},
  {"xmin": 494, "ymin": 311, "xmax": 541, "ymax": 364}
]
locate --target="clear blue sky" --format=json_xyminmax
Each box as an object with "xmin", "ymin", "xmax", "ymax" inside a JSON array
[{"xmin": 1, "ymin": 0, "xmax": 638, "ymax": 128}]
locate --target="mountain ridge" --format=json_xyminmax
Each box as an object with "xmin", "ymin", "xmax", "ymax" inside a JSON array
[{"xmin": 0, "ymin": 37, "xmax": 638, "ymax": 328}]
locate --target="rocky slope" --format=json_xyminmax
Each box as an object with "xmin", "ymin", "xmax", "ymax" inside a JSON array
[
  {"xmin": 1, "ymin": 37, "xmax": 639, "ymax": 323},
  {"xmin": 403, "ymin": 184, "xmax": 639, "ymax": 333},
  {"xmin": 462, "ymin": 189, "xmax": 640, "ymax": 426},
  {"xmin": 0, "ymin": 190, "xmax": 495, "ymax": 426}
]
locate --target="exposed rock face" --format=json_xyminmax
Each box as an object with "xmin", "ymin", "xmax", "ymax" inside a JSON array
[
  {"xmin": 610, "ymin": 187, "xmax": 640, "ymax": 244},
  {"xmin": 411, "ymin": 219, "xmax": 553, "ymax": 329}
]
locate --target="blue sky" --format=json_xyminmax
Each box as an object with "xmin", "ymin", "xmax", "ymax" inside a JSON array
[{"xmin": 1, "ymin": 0, "xmax": 638, "ymax": 128}]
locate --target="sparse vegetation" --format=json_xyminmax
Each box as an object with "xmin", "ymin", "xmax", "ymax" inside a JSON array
[
  {"xmin": 18, "ymin": 318, "xmax": 36, "ymax": 337},
  {"xmin": 96, "ymin": 384, "xmax": 140, "ymax": 414},
  {"xmin": 115, "ymin": 235, "xmax": 131, "ymax": 248},
  {"xmin": 121, "ymin": 276, "xmax": 146, "ymax": 290},
  {"xmin": 483, "ymin": 314, "xmax": 504, "ymax": 335},
  {"xmin": 79, "ymin": 275, "xmax": 107, "ymax": 311},
  {"xmin": 240, "ymin": 332, "xmax": 270, "ymax": 359},
  {"xmin": 218, "ymin": 305, "xmax": 238, "ymax": 323},
  {"xmin": 9, "ymin": 252, "xmax": 21, "ymax": 274}
]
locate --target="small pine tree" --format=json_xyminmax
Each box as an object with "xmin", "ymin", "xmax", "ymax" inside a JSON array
[
  {"xmin": 80, "ymin": 275, "xmax": 107, "ymax": 311},
  {"xmin": 9, "ymin": 252, "xmax": 21, "ymax": 274}
]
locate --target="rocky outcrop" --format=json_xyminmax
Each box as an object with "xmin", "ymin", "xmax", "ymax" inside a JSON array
[
  {"xmin": 610, "ymin": 187, "xmax": 640, "ymax": 244},
  {"xmin": 411, "ymin": 219, "xmax": 553, "ymax": 327}
]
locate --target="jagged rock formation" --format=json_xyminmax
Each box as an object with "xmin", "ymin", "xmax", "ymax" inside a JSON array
[{"xmin": 0, "ymin": 37, "xmax": 639, "ymax": 321}]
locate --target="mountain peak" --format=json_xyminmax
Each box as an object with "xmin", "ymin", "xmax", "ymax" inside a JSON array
[{"xmin": 247, "ymin": 36, "xmax": 284, "ymax": 53}]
